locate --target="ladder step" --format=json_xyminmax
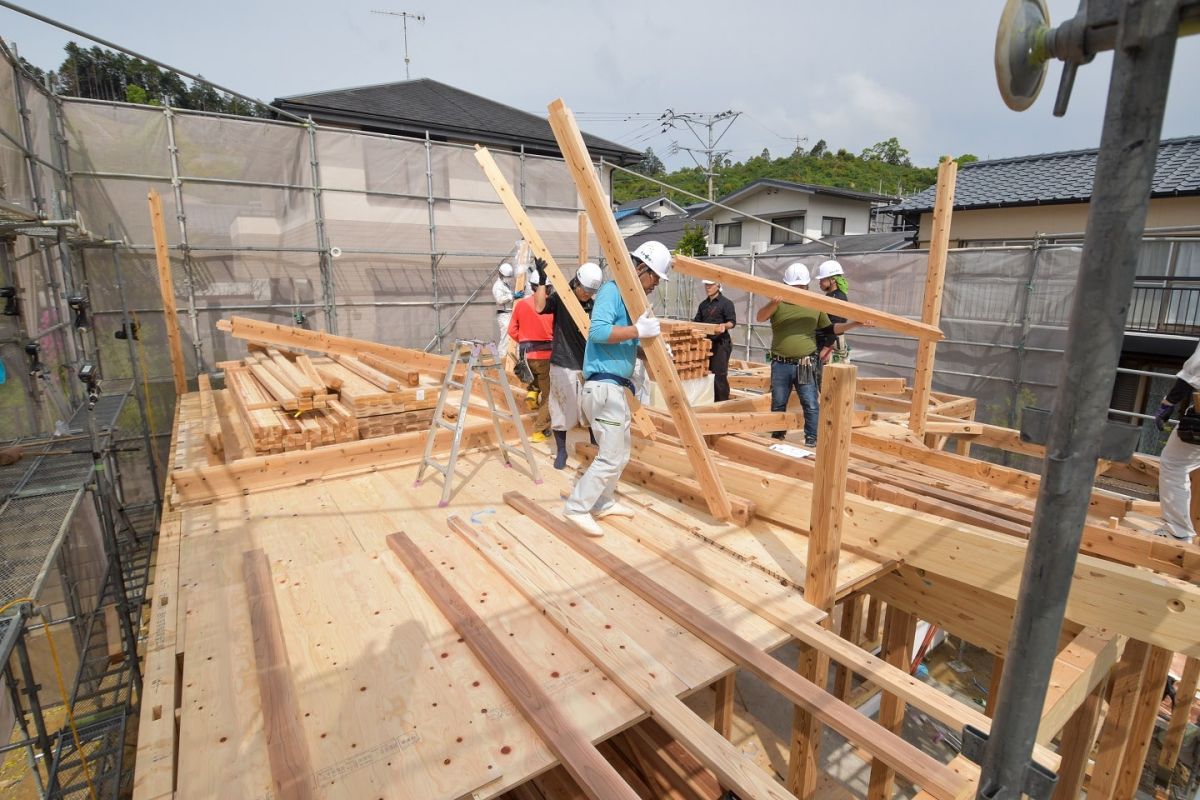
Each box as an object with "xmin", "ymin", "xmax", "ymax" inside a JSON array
[{"xmin": 435, "ymin": 419, "xmax": 458, "ymax": 431}]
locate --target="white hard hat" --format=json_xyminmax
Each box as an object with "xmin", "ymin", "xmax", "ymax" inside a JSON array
[
  {"xmin": 815, "ymin": 260, "xmax": 844, "ymax": 280},
  {"xmin": 702, "ymin": 279, "xmax": 717, "ymax": 285},
  {"xmin": 498, "ymin": 262, "xmax": 514, "ymax": 277},
  {"xmin": 576, "ymin": 262, "xmax": 603, "ymax": 291},
  {"xmin": 783, "ymin": 262, "xmax": 811, "ymax": 286},
  {"xmin": 630, "ymin": 241, "xmax": 672, "ymax": 281}
]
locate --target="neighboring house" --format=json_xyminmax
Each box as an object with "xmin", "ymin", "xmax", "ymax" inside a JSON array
[
  {"xmin": 273, "ymin": 78, "xmax": 641, "ymax": 189},
  {"xmin": 888, "ymin": 136, "xmax": 1200, "ymax": 247},
  {"xmin": 770, "ymin": 231, "xmax": 914, "ymax": 257},
  {"xmin": 615, "ymin": 196, "xmax": 688, "ymax": 237},
  {"xmin": 624, "ymin": 214, "xmax": 707, "ymax": 254},
  {"xmin": 689, "ymin": 179, "xmax": 895, "ymax": 256}
]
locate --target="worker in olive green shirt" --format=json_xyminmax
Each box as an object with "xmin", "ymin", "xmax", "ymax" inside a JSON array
[{"xmin": 757, "ymin": 263, "xmax": 828, "ymax": 445}]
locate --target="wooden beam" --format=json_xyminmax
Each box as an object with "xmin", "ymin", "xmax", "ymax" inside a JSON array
[
  {"xmin": 713, "ymin": 674, "xmax": 735, "ymax": 741},
  {"xmin": 546, "ymin": 99, "xmax": 732, "ymax": 520},
  {"xmin": 242, "ymin": 549, "xmax": 315, "ymax": 800},
  {"xmin": 695, "ymin": 411, "xmax": 806, "ymax": 435},
  {"xmin": 1087, "ymin": 639, "xmax": 1152, "ymax": 799},
  {"xmin": 385, "ymin": 530, "xmax": 639, "ymax": 800},
  {"xmin": 148, "ymin": 189, "xmax": 188, "ymax": 396},
  {"xmin": 673, "ymin": 254, "xmax": 943, "ymax": 342},
  {"xmin": 1051, "ymin": 676, "xmax": 1109, "ymax": 800},
  {"xmin": 1158, "ymin": 656, "xmax": 1200, "ymax": 779},
  {"xmin": 1113, "ymin": 645, "xmax": 1173, "ymax": 799},
  {"xmin": 867, "ymin": 604, "xmax": 918, "ymax": 800},
  {"xmin": 832, "ymin": 595, "xmax": 865, "ymax": 700},
  {"xmin": 790, "ymin": 363, "xmax": 856, "ymax": 796},
  {"xmin": 578, "ymin": 210, "xmax": 588, "ymax": 266},
  {"xmin": 449, "ymin": 515, "xmax": 799, "ymax": 800},
  {"xmin": 857, "ymin": 377, "xmax": 907, "ymax": 395},
  {"xmin": 909, "ymin": 158, "xmax": 957, "ymax": 438},
  {"xmin": 504, "ymin": 491, "xmax": 970, "ymax": 800},
  {"xmin": 1037, "ymin": 627, "xmax": 1122, "ymax": 745}
]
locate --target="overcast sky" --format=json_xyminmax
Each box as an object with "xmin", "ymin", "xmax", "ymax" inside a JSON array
[{"xmin": 3, "ymin": 1, "xmax": 1198, "ymax": 171}]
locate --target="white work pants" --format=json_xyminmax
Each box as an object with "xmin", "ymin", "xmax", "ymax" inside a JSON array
[
  {"xmin": 564, "ymin": 382, "xmax": 629, "ymax": 515},
  {"xmin": 1159, "ymin": 430, "xmax": 1200, "ymax": 540},
  {"xmin": 549, "ymin": 365, "xmax": 583, "ymax": 431},
  {"xmin": 495, "ymin": 311, "xmax": 512, "ymax": 357}
]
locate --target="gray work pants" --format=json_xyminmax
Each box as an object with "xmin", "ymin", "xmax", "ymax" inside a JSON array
[{"xmin": 564, "ymin": 381, "xmax": 630, "ymax": 515}]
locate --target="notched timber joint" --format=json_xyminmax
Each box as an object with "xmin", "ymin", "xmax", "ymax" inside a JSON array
[{"xmin": 961, "ymin": 725, "xmax": 1058, "ymax": 800}]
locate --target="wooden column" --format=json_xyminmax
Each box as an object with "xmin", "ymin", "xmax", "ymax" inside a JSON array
[
  {"xmin": 788, "ymin": 362, "xmax": 856, "ymax": 798},
  {"xmin": 713, "ymin": 673, "xmax": 735, "ymax": 740},
  {"xmin": 546, "ymin": 99, "xmax": 733, "ymax": 520},
  {"xmin": 1051, "ymin": 676, "xmax": 1110, "ymax": 800},
  {"xmin": 1087, "ymin": 638, "xmax": 1152, "ymax": 799},
  {"xmin": 867, "ymin": 603, "xmax": 919, "ymax": 800},
  {"xmin": 1113, "ymin": 645, "xmax": 1173, "ymax": 799},
  {"xmin": 908, "ymin": 158, "xmax": 957, "ymax": 439},
  {"xmin": 148, "ymin": 189, "xmax": 188, "ymax": 396},
  {"xmin": 832, "ymin": 595, "xmax": 865, "ymax": 700},
  {"xmin": 985, "ymin": 655, "xmax": 1005, "ymax": 717},
  {"xmin": 578, "ymin": 211, "xmax": 589, "ymax": 265},
  {"xmin": 1158, "ymin": 656, "xmax": 1200, "ymax": 780}
]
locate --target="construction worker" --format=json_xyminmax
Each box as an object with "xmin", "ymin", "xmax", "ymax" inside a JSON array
[
  {"xmin": 563, "ymin": 240, "xmax": 671, "ymax": 536},
  {"xmin": 757, "ymin": 262, "xmax": 827, "ymax": 446},
  {"xmin": 1152, "ymin": 340, "xmax": 1200, "ymax": 544},
  {"xmin": 693, "ymin": 279, "xmax": 736, "ymax": 402},
  {"xmin": 492, "ymin": 262, "xmax": 522, "ymax": 359},
  {"xmin": 534, "ymin": 260, "xmax": 603, "ymax": 470},
  {"xmin": 507, "ymin": 276, "xmax": 554, "ymax": 442},
  {"xmin": 815, "ymin": 259, "xmax": 852, "ymax": 364}
]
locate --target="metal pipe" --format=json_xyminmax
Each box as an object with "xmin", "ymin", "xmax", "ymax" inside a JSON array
[
  {"xmin": 425, "ymin": 131, "xmax": 442, "ymax": 352},
  {"xmin": 164, "ymin": 106, "xmax": 205, "ymax": 375},
  {"xmin": 13, "ymin": 626, "xmax": 59, "ymax": 793},
  {"xmin": 978, "ymin": 6, "xmax": 1183, "ymax": 799},
  {"xmin": 305, "ymin": 118, "xmax": 337, "ymax": 333}
]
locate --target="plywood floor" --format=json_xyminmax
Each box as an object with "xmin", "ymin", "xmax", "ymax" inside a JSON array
[{"xmin": 155, "ymin": 394, "xmax": 888, "ymax": 799}]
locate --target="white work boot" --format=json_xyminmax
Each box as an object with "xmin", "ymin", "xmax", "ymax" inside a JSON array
[
  {"xmin": 563, "ymin": 511, "xmax": 603, "ymax": 537},
  {"xmin": 1153, "ymin": 527, "xmax": 1196, "ymax": 545},
  {"xmin": 595, "ymin": 502, "xmax": 634, "ymax": 519}
]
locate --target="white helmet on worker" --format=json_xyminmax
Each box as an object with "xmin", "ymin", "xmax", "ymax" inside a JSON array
[
  {"xmin": 702, "ymin": 279, "xmax": 717, "ymax": 285},
  {"xmin": 783, "ymin": 262, "xmax": 811, "ymax": 286},
  {"xmin": 498, "ymin": 262, "xmax": 514, "ymax": 278},
  {"xmin": 576, "ymin": 262, "xmax": 603, "ymax": 291},
  {"xmin": 630, "ymin": 241, "xmax": 672, "ymax": 281},
  {"xmin": 814, "ymin": 260, "xmax": 843, "ymax": 281}
]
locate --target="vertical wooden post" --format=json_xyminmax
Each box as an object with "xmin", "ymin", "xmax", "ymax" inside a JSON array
[
  {"xmin": 1158, "ymin": 656, "xmax": 1200, "ymax": 779},
  {"xmin": 1113, "ymin": 645, "xmax": 1173, "ymax": 799},
  {"xmin": 864, "ymin": 597, "xmax": 883, "ymax": 646},
  {"xmin": 788, "ymin": 362, "xmax": 856, "ymax": 797},
  {"xmin": 832, "ymin": 595, "xmax": 865, "ymax": 700},
  {"xmin": 867, "ymin": 604, "xmax": 918, "ymax": 800},
  {"xmin": 148, "ymin": 189, "xmax": 188, "ymax": 396},
  {"xmin": 578, "ymin": 211, "xmax": 589, "ymax": 266},
  {"xmin": 909, "ymin": 158, "xmax": 957, "ymax": 439},
  {"xmin": 985, "ymin": 655, "xmax": 1005, "ymax": 717},
  {"xmin": 1051, "ymin": 676, "xmax": 1110, "ymax": 800},
  {"xmin": 546, "ymin": 99, "xmax": 733, "ymax": 521},
  {"xmin": 713, "ymin": 673, "xmax": 735, "ymax": 740},
  {"xmin": 1087, "ymin": 638, "xmax": 1151, "ymax": 799}
]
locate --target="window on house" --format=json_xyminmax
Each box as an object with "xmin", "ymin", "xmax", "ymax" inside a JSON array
[
  {"xmin": 770, "ymin": 215, "xmax": 805, "ymax": 244},
  {"xmin": 715, "ymin": 222, "xmax": 742, "ymax": 247},
  {"xmin": 822, "ymin": 216, "xmax": 846, "ymax": 236}
]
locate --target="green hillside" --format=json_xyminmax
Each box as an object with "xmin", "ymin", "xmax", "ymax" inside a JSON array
[{"xmin": 613, "ymin": 140, "xmax": 949, "ymax": 206}]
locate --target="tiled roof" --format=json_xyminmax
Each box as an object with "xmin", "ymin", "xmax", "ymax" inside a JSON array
[
  {"xmin": 889, "ymin": 135, "xmax": 1200, "ymax": 213},
  {"xmin": 275, "ymin": 79, "xmax": 640, "ymax": 164},
  {"xmin": 690, "ymin": 178, "xmax": 896, "ymax": 220},
  {"xmin": 770, "ymin": 231, "xmax": 914, "ymax": 255},
  {"xmin": 623, "ymin": 214, "xmax": 703, "ymax": 252}
]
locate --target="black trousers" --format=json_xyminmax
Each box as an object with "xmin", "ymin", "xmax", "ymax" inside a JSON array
[{"xmin": 709, "ymin": 336, "xmax": 732, "ymax": 402}]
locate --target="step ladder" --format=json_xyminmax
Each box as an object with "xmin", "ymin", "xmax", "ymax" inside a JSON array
[{"xmin": 414, "ymin": 339, "xmax": 542, "ymax": 507}]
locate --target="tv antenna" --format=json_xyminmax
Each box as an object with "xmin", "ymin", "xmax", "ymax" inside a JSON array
[{"xmin": 371, "ymin": 10, "xmax": 426, "ymax": 80}]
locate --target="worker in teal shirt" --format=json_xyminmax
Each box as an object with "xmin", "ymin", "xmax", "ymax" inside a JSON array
[{"xmin": 563, "ymin": 241, "xmax": 672, "ymax": 536}]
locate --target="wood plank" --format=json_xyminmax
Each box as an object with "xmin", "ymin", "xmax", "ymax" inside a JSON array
[
  {"xmin": 1113, "ymin": 645, "xmax": 1173, "ymax": 799},
  {"xmin": 385, "ymin": 530, "xmax": 640, "ymax": 800},
  {"xmin": 867, "ymin": 604, "xmax": 918, "ymax": 800},
  {"xmin": 857, "ymin": 377, "xmax": 906, "ymax": 395},
  {"xmin": 1051, "ymin": 676, "xmax": 1109, "ymax": 800},
  {"xmin": 1157, "ymin": 656, "xmax": 1200, "ymax": 778},
  {"xmin": 331, "ymin": 354, "xmax": 400, "ymax": 391},
  {"xmin": 909, "ymin": 158, "xmax": 956, "ymax": 438},
  {"xmin": 713, "ymin": 674, "xmax": 735, "ymax": 741},
  {"xmin": 578, "ymin": 210, "xmax": 588, "ymax": 266},
  {"xmin": 694, "ymin": 411, "xmax": 806, "ymax": 435},
  {"xmin": 148, "ymin": 189, "xmax": 188, "ymax": 395},
  {"xmin": 1037, "ymin": 627, "xmax": 1122, "ymax": 745},
  {"xmin": 546, "ymin": 99, "xmax": 733, "ymax": 522},
  {"xmin": 1087, "ymin": 639, "xmax": 1152, "ymax": 799},
  {"xmin": 504, "ymin": 491, "xmax": 970, "ymax": 800},
  {"xmin": 356, "ymin": 352, "xmax": 420, "ymax": 387},
  {"xmin": 242, "ymin": 549, "xmax": 316, "ymax": 800},
  {"xmin": 672, "ymin": 254, "xmax": 943, "ymax": 342}
]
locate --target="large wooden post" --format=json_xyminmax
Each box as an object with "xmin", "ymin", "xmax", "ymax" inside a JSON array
[
  {"xmin": 1113, "ymin": 645, "xmax": 1173, "ymax": 798},
  {"xmin": 788, "ymin": 362, "xmax": 856, "ymax": 797},
  {"xmin": 1087, "ymin": 638, "xmax": 1151, "ymax": 799},
  {"xmin": 1158, "ymin": 656, "xmax": 1200, "ymax": 781},
  {"xmin": 148, "ymin": 189, "xmax": 188, "ymax": 396},
  {"xmin": 867, "ymin": 604, "xmax": 919, "ymax": 800},
  {"xmin": 1051, "ymin": 676, "xmax": 1110, "ymax": 800},
  {"xmin": 578, "ymin": 211, "xmax": 589, "ymax": 266},
  {"xmin": 546, "ymin": 98, "xmax": 733, "ymax": 521},
  {"xmin": 909, "ymin": 159, "xmax": 957, "ymax": 439}
]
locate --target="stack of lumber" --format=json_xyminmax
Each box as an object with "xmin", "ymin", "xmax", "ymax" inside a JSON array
[
  {"xmin": 223, "ymin": 360, "xmax": 357, "ymax": 454},
  {"xmin": 660, "ymin": 321, "xmax": 714, "ymax": 380},
  {"xmin": 311, "ymin": 355, "xmax": 436, "ymax": 417}
]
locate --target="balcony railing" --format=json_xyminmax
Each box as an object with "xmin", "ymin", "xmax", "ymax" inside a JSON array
[{"xmin": 1127, "ymin": 276, "xmax": 1200, "ymax": 336}]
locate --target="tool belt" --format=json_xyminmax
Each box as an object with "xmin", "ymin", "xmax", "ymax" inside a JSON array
[
  {"xmin": 1178, "ymin": 406, "xmax": 1200, "ymax": 445},
  {"xmin": 519, "ymin": 341, "xmax": 552, "ymax": 356},
  {"xmin": 586, "ymin": 371, "xmax": 637, "ymax": 394},
  {"xmin": 769, "ymin": 353, "xmax": 817, "ymax": 385}
]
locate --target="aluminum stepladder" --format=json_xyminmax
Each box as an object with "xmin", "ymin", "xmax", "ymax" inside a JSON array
[{"xmin": 414, "ymin": 339, "xmax": 542, "ymax": 507}]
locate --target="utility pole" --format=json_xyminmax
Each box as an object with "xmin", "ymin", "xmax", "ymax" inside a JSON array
[
  {"xmin": 659, "ymin": 109, "xmax": 741, "ymax": 200},
  {"xmin": 371, "ymin": 10, "xmax": 425, "ymax": 80}
]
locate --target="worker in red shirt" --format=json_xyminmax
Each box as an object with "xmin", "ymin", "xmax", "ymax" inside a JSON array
[{"xmin": 508, "ymin": 263, "xmax": 556, "ymax": 442}]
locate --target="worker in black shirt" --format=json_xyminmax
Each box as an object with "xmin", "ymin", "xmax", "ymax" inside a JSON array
[
  {"xmin": 815, "ymin": 259, "xmax": 850, "ymax": 364},
  {"xmin": 693, "ymin": 279, "xmax": 737, "ymax": 401},
  {"xmin": 535, "ymin": 261, "xmax": 603, "ymax": 469}
]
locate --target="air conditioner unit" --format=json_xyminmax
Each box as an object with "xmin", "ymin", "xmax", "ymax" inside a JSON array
[
  {"xmin": 750, "ymin": 241, "xmax": 769, "ymax": 254},
  {"xmin": 708, "ymin": 243, "xmax": 725, "ymax": 256}
]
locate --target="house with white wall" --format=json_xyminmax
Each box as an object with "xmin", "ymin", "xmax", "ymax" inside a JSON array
[
  {"xmin": 689, "ymin": 178, "xmax": 894, "ymax": 255},
  {"xmin": 615, "ymin": 196, "xmax": 689, "ymax": 237}
]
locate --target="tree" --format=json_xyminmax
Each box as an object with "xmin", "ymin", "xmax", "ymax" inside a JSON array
[
  {"xmin": 956, "ymin": 153, "xmax": 979, "ymax": 165},
  {"xmin": 808, "ymin": 139, "xmax": 828, "ymax": 158},
  {"xmin": 675, "ymin": 224, "xmax": 708, "ymax": 257},
  {"xmin": 633, "ymin": 147, "xmax": 666, "ymax": 177},
  {"xmin": 860, "ymin": 137, "xmax": 912, "ymax": 167}
]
